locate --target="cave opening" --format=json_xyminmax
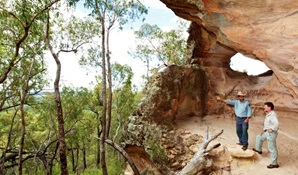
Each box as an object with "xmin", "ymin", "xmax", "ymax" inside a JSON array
[{"xmin": 230, "ymin": 53, "xmax": 271, "ymax": 76}]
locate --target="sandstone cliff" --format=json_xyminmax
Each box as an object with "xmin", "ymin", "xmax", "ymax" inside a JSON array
[
  {"xmin": 122, "ymin": 0, "xmax": 298, "ymax": 174},
  {"xmin": 160, "ymin": 0, "xmax": 298, "ymax": 116}
]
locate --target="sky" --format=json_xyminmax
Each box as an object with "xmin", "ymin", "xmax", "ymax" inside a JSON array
[
  {"xmin": 231, "ymin": 54, "xmax": 270, "ymax": 75},
  {"xmin": 46, "ymin": 0, "xmax": 179, "ymax": 89},
  {"xmin": 46, "ymin": 0, "xmax": 269, "ymax": 90}
]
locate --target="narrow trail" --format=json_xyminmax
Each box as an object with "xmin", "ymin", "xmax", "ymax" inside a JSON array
[{"xmin": 175, "ymin": 114, "xmax": 298, "ymax": 175}]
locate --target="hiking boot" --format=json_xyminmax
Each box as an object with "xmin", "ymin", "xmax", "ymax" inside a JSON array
[
  {"xmin": 241, "ymin": 146, "xmax": 248, "ymax": 151},
  {"xmin": 267, "ymin": 164, "xmax": 279, "ymax": 169},
  {"xmin": 252, "ymin": 148, "xmax": 262, "ymax": 154}
]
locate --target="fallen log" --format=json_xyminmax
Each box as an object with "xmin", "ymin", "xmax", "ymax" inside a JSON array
[{"xmin": 176, "ymin": 127, "xmax": 223, "ymax": 175}]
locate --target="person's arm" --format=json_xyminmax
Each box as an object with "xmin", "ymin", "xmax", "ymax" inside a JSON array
[
  {"xmin": 260, "ymin": 129, "xmax": 265, "ymax": 136},
  {"xmin": 245, "ymin": 103, "xmax": 252, "ymax": 123},
  {"xmin": 244, "ymin": 117, "xmax": 250, "ymax": 123},
  {"xmin": 216, "ymin": 96, "xmax": 227, "ymax": 103},
  {"xmin": 269, "ymin": 113, "xmax": 279, "ymax": 132}
]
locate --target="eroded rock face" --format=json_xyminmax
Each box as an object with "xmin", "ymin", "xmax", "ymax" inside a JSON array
[
  {"xmin": 161, "ymin": 0, "xmax": 298, "ymax": 116},
  {"xmin": 122, "ymin": 65, "xmax": 209, "ymax": 174},
  {"xmin": 138, "ymin": 65, "xmax": 207, "ymax": 121},
  {"xmin": 123, "ymin": 1, "xmax": 298, "ymax": 174}
]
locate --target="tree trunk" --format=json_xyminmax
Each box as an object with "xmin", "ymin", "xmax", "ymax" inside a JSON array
[
  {"xmin": 176, "ymin": 128, "xmax": 223, "ymax": 175},
  {"xmin": 45, "ymin": 14, "xmax": 69, "ymax": 175},
  {"xmin": 18, "ymin": 86, "xmax": 26, "ymax": 175},
  {"xmin": 18, "ymin": 58, "xmax": 35, "ymax": 174},
  {"xmin": 96, "ymin": 126, "xmax": 101, "ymax": 167},
  {"xmin": 104, "ymin": 139, "xmax": 140, "ymax": 175},
  {"xmin": 99, "ymin": 10, "xmax": 108, "ymax": 175},
  {"xmin": 47, "ymin": 142, "xmax": 59, "ymax": 175},
  {"xmin": 106, "ymin": 28, "xmax": 112, "ymax": 138},
  {"xmin": 75, "ymin": 148, "xmax": 79, "ymax": 173},
  {"xmin": 53, "ymin": 58, "xmax": 69, "ymax": 175},
  {"xmin": 71, "ymin": 148, "xmax": 75, "ymax": 172},
  {"xmin": 82, "ymin": 140, "xmax": 87, "ymax": 170}
]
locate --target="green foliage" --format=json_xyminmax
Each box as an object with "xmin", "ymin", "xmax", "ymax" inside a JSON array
[
  {"xmin": 76, "ymin": 157, "xmax": 125, "ymax": 175},
  {"xmin": 0, "ymin": 0, "xmax": 147, "ymax": 174},
  {"xmin": 49, "ymin": 7, "xmax": 101, "ymax": 52},
  {"xmin": 110, "ymin": 63, "xmax": 138, "ymax": 142},
  {"xmin": 130, "ymin": 20, "xmax": 189, "ymax": 82},
  {"xmin": 81, "ymin": 0, "xmax": 148, "ymax": 28},
  {"xmin": 146, "ymin": 139, "xmax": 168, "ymax": 165},
  {"xmin": 106, "ymin": 156, "xmax": 125, "ymax": 175},
  {"xmin": 0, "ymin": 83, "xmax": 137, "ymax": 174},
  {"xmin": 80, "ymin": 168, "xmax": 101, "ymax": 175},
  {"xmin": 0, "ymin": 0, "xmax": 50, "ymax": 114}
]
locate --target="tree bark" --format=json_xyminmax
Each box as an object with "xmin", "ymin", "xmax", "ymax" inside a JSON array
[
  {"xmin": 71, "ymin": 147, "xmax": 75, "ymax": 172},
  {"xmin": 18, "ymin": 57, "xmax": 35, "ymax": 175},
  {"xmin": 53, "ymin": 51, "xmax": 69, "ymax": 175},
  {"xmin": 176, "ymin": 128, "xmax": 223, "ymax": 175},
  {"xmin": 45, "ymin": 14, "xmax": 69, "ymax": 175},
  {"xmin": 82, "ymin": 140, "xmax": 87, "ymax": 170},
  {"xmin": 47, "ymin": 142, "xmax": 59, "ymax": 175},
  {"xmin": 106, "ymin": 27, "xmax": 112, "ymax": 138},
  {"xmin": 96, "ymin": 0, "xmax": 108, "ymax": 174},
  {"xmin": 96, "ymin": 126, "xmax": 101, "ymax": 167}
]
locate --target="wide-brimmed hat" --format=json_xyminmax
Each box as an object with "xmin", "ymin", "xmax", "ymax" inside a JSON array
[{"xmin": 237, "ymin": 91, "xmax": 246, "ymax": 96}]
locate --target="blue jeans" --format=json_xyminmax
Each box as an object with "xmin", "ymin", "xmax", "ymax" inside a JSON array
[{"xmin": 236, "ymin": 117, "xmax": 249, "ymax": 146}]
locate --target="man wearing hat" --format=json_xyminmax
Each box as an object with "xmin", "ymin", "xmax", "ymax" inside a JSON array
[{"xmin": 216, "ymin": 91, "xmax": 252, "ymax": 150}]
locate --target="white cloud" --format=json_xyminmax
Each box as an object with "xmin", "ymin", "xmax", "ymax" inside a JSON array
[
  {"xmin": 46, "ymin": 51, "xmax": 97, "ymax": 89},
  {"xmin": 109, "ymin": 29, "xmax": 147, "ymax": 85}
]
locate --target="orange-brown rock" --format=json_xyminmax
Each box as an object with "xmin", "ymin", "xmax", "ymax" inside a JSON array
[
  {"xmin": 161, "ymin": 0, "xmax": 298, "ymax": 116},
  {"xmin": 123, "ymin": 1, "xmax": 298, "ymax": 174}
]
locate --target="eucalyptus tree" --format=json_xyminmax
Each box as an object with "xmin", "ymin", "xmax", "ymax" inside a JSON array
[
  {"xmin": 44, "ymin": 2, "xmax": 100, "ymax": 174},
  {"xmin": 111, "ymin": 63, "xmax": 136, "ymax": 142},
  {"xmin": 0, "ymin": 0, "xmax": 60, "ymax": 174},
  {"xmin": 33, "ymin": 93, "xmax": 60, "ymax": 175},
  {"xmin": 130, "ymin": 20, "xmax": 189, "ymax": 82},
  {"xmin": 0, "ymin": 0, "xmax": 60, "ymax": 84},
  {"xmin": 69, "ymin": 0, "xmax": 147, "ymax": 174},
  {"xmin": 59, "ymin": 87, "xmax": 96, "ymax": 173}
]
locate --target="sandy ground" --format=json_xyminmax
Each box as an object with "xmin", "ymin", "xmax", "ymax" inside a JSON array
[{"xmin": 176, "ymin": 114, "xmax": 298, "ymax": 175}]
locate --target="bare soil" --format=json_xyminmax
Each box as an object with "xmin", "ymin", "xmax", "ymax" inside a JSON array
[{"xmin": 176, "ymin": 114, "xmax": 298, "ymax": 175}]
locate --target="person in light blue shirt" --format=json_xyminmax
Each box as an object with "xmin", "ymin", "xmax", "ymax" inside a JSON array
[{"xmin": 216, "ymin": 91, "xmax": 252, "ymax": 151}]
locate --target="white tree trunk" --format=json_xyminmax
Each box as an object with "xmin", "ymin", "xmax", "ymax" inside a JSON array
[{"xmin": 176, "ymin": 128, "xmax": 223, "ymax": 175}]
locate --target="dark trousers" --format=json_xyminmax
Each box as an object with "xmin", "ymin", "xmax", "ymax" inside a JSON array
[{"xmin": 236, "ymin": 117, "xmax": 249, "ymax": 146}]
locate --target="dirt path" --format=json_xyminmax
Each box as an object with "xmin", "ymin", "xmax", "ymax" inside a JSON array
[{"xmin": 175, "ymin": 114, "xmax": 298, "ymax": 175}]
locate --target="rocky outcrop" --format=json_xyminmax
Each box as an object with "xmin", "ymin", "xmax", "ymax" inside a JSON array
[
  {"xmin": 161, "ymin": 0, "xmax": 298, "ymax": 117},
  {"xmin": 123, "ymin": 1, "xmax": 298, "ymax": 174},
  {"xmin": 137, "ymin": 65, "xmax": 207, "ymax": 121},
  {"xmin": 122, "ymin": 65, "xmax": 209, "ymax": 174},
  {"xmin": 122, "ymin": 66, "xmax": 258, "ymax": 174}
]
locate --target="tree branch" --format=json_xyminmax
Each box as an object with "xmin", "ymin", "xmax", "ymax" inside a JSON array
[
  {"xmin": 176, "ymin": 128, "xmax": 224, "ymax": 175},
  {"xmin": 104, "ymin": 139, "xmax": 141, "ymax": 175}
]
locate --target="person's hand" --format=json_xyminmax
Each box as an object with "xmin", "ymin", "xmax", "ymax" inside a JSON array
[
  {"xmin": 268, "ymin": 129, "xmax": 273, "ymax": 133},
  {"xmin": 216, "ymin": 96, "xmax": 221, "ymax": 101},
  {"xmin": 260, "ymin": 130, "xmax": 265, "ymax": 136}
]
